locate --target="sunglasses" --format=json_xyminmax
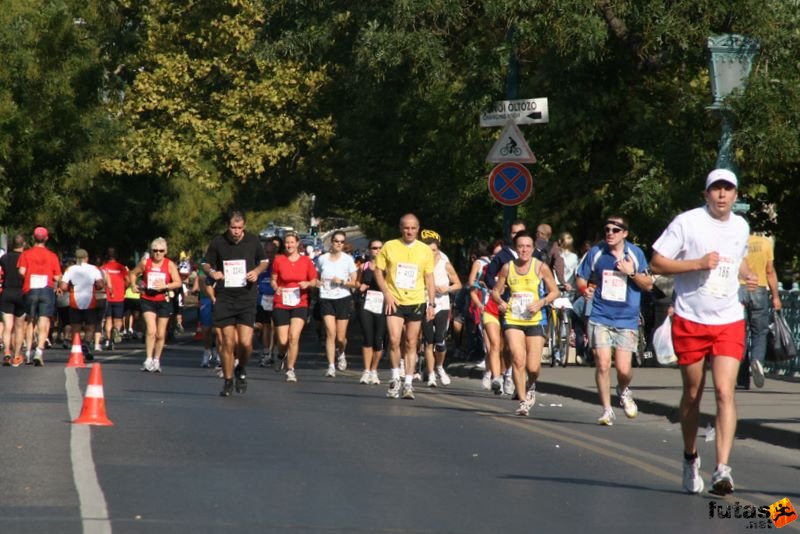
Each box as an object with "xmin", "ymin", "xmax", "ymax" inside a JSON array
[
  {"xmin": 151, "ymin": 249, "xmax": 166, "ymax": 253},
  {"xmin": 604, "ymin": 227, "xmax": 623, "ymax": 235},
  {"xmin": 332, "ymin": 240, "xmax": 345, "ymax": 244}
]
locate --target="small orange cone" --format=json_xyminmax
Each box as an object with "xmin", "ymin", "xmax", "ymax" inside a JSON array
[
  {"xmin": 66, "ymin": 332, "xmax": 86, "ymax": 368},
  {"xmin": 73, "ymin": 363, "xmax": 114, "ymax": 426}
]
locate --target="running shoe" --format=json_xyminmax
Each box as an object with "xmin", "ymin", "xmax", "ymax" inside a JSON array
[
  {"xmin": 286, "ymin": 369, "xmax": 297, "ymax": 383},
  {"xmin": 336, "ymin": 351, "xmax": 347, "ymax": 371},
  {"xmin": 359, "ymin": 370, "xmax": 371, "ymax": 384},
  {"xmin": 751, "ymin": 359, "xmax": 765, "ymax": 389},
  {"xmin": 401, "ymin": 383, "xmax": 415, "ymax": 400},
  {"xmin": 220, "ymin": 378, "xmax": 234, "ymax": 397},
  {"xmin": 503, "ymin": 375, "xmax": 515, "ymax": 396},
  {"xmin": 515, "ymin": 401, "xmax": 529, "ymax": 416},
  {"xmin": 141, "ymin": 358, "xmax": 154, "ymax": 372},
  {"xmin": 94, "ymin": 343, "xmax": 103, "ymax": 353},
  {"xmin": 597, "ymin": 408, "xmax": 616, "ymax": 426},
  {"xmin": 2, "ymin": 355, "xmax": 11, "ymax": 367},
  {"xmin": 369, "ymin": 370, "xmax": 381, "ymax": 385},
  {"xmin": 103, "ymin": 339, "xmax": 113, "ymax": 351},
  {"xmin": 475, "ymin": 359, "xmax": 487, "ymax": 371},
  {"xmin": 325, "ymin": 365, "xmax": 336, "ymax": 378},
  {"xmin": 437, "ymin": 368, "xmax": 451, "ymax": 386},
  {"xmin": 152, "ymin": 359, "xmax": 162, "ymax": 373},
  {"xmin": 386, "ymin": 379, "xmax": 401, "ymax": 399},
  {"xmin": 201, "ymin": 350, "xmax": 211, "ymax": 368},
  {"xmin": 618, "ymin": 387, "xmax": 639, "ymax": 419},
  {"xmin": 24, "ymin": 351, "xmax": 32, "ymax": 365},
  {"xmin": 481, "ymin": 371, "xmax": 492, "ymax": 390},
  {"xmin": 711, "ymin": 464, "xmax": 734, "ymax": 495},
  {"xmin": 275, "ymin": 354, "xmax": 286, "ymax": 373},
  {"xmin": 427, "ymin": 373, "xmax": 437, "ymax": 387},
  {"xmin": 33, "ymin": 348, "xmax": 44, "ymax": 367},
  {"xmin": 491, "ymin": 377, "xmax": 503, "ymax": 395},
  {"xmin": 234, "ymin": 364, "xmax": 246, "ymax": 394},
  {"xmin": 112, "ymin": 328, "xmax": 122, "ymax": 345},
  {"xmin": 258, "ymin": 351, "xmax": 273, "ymax": 368},
  {"xmin": 524, "ymin": 386, "xmax": 536, "ymax": 410},
  {"xmin": 682, "ymin": 455, "xmax": 704, "ymax": 494},
  {"xmin": 11, "ymin": 355, "xmax": 23, "ymax": 367},
  {"xmin": 175, "ymin": 323, "xmax": 184, "ymax": 334}
]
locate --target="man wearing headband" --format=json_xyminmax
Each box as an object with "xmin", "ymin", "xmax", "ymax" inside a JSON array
[
  {"xmin": 576, "ymin": 215, "xmax": 652, "ymax": 427},
  {"xmin": 651, "ymin": 168, "xmax": 758, "ymax": 496}
]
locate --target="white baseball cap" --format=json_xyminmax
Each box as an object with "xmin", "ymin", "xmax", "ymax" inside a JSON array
[{"xmin": 705, "ymin": 168, "xmax": 738, "ymax": 190}]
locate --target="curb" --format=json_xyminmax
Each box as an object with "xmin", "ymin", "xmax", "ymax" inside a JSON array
[{"xmin": 445, "ymin": 362, "xmax": 799, "ymax": 450}]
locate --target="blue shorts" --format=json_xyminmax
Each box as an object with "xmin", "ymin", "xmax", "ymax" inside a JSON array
[
  {"xmin": 199, "ymin": 297, "xmax": 213, "ymax": 327},
  {"xmin": 24, "ymin": 288, "xmax": 56, "ymax": 319}
]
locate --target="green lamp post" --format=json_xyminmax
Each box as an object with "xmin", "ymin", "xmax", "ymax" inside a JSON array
[{"xmin": 706, "ymin": 34, "xmax": 760, "ymax": 174}]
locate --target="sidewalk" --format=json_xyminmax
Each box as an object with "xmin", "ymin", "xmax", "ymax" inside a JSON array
[{"xmin": 446, "ymin": 362, "xmax": 800, "ymax": 450}]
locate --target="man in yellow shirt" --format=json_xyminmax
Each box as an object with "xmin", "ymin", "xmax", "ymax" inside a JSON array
[
  {"xmin": 374, "ymin": 214, "xmax": 436, "ymax": 400},
  {"xmin": 738, "ymin": 233, "xmax": 782, "ymax": 389}
]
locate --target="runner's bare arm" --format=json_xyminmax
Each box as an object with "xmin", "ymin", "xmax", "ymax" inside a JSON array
[{"xmin": 650, "ymin": 251, "xmax": 719, "ymax": 275}]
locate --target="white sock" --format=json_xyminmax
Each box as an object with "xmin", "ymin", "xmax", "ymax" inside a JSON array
[
  {"xmin": 404, "ymin": 375, "xmax": 413, "ymax": 386},
  {"xmin": 391, "ymin": 368, "xmax": 401, "ymax": 380}
]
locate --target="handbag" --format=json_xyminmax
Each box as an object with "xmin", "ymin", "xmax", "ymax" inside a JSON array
[
  {"xmin": 653, "ymin": 315, "xmax": 677, "ymax": 365},
  {"xmin": 766, "ymin": 310, "xmax": 797, "ymax": 362}
]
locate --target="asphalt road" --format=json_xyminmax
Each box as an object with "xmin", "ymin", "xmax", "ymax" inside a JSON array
[{"xmin": 1, "ymin": 336, "xmax": 798, "ymax": 534}]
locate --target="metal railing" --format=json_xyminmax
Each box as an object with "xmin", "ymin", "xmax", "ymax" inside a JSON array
[{"xmin": 765, "ymin": 289, "xmax": 800, "ymax": 378}]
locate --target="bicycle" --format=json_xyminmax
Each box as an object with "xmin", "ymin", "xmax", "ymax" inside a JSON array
[
  {"xmin": 499, "ymin": 139, "xmax": 522, "ymax": 157},
  {"xmin": 547, "ymin": 287, "xmax": 572, "ymax": 367}
]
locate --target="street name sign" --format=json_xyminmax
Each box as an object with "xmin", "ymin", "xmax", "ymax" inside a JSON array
[{"xmin": 480, "ymin": 98, "xmax": 549, "ymax": 127}]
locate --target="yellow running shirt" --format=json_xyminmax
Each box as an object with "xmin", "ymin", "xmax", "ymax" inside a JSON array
[
  {"xmin": 505, "ymin": 260, "xmax": 544, "ymax": 326},
  {"xmin": 375, "ymin": 239, "xmax": 434, "ymax": 306}
]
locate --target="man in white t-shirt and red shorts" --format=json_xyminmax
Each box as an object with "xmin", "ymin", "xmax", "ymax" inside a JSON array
[{"xmin": 651, "ymin": 168, "xmax": 758, "ymax": 496}]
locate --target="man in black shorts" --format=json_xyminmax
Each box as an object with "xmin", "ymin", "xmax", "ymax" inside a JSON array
[
  {"xmin": 1, "ymin": 234, "xmax": 27, "ymax": 366},
  {"xmin": 202, "ymin": 211, "xmax": 267, "ymax": 397}
]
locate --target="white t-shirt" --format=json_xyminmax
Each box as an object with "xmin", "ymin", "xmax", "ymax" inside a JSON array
[
  {"xmin": 62, "ymin": 263, "xmax": 103, "ymax": 310},
  {"xmin": 652, "ymin": 206, "xmax": 749, "ymax": 325},
  {"xmin": 317, "ymin": 253, "xmax": 357, "ymax": 300},
  {"xmin": 427, "ymin": 256, "xmax": 451, "ymax": 312},
  {"xmin": 562, "ymin": 250, "xmax": 578, "ymax": 287}
]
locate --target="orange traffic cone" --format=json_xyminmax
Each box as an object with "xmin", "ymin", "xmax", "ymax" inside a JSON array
[
  {"xmin": 73, "ymin": 363, "xmax": 114, "ymax": 426},
  {"xmin": 66, "ymin": 332, "xmax": 86, "ymax": 368}
]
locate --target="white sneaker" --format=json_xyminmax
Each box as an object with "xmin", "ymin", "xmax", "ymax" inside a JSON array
[
  {"xmin": 387, "ymin": 379, "xmax": 401, "ymax": 399},
  {"xmin": 437, "ymin": 368, "xmax": 451, "ymax": 386},
  {"xmin": 336, "ymin": 351, "xmax": 347, "ymax": 371},
  {"xmin": 491, "ymin": 377, "xmax": 503, "ymax": 395},
  {"xmin": 141, "ymin": 358, "xmax": 154, "ymax": 372},
  {"xmin": 524, "ymin": 386, "xmax": 536, "ymax": 410},
  {"xmin": 201, "ymin": 350, "xmax": 211, "ymax": 368},
  {"xmin": 682, "ymin": 455, "xmax": 704, "ymax": 494},
  {"xmin": 711, "ymin": 463, "xmax": 734, "ymax": 495},
  {"xmin": 152, "ymin": 359, "xmax": 162, "ymax": 373},
  {"xmin": 503, "ymin": 375, "xmax": 515, "ymax": 396},
  {"xmin": 481, "ymin": 371, "xmax": 492, "ymax": 390},
  {"xmin": 475, "ymin": 359, "xmax": 487, "ymax": 371},
  {"xmin": 597, "ymin": 408, "xmax": 616, "ymax": 426},
  {"xmin": 325, "ymin": 365, "xmax": 336, "ymax": 378},
  {"xmin": 751, "ymin": 359, "xmax": 765, "ymax": 388},
  {"xmin": 401, "ymin": 383, "xmax": 415, "ymax": 400},
  {"xmin": 369, "ymin": 370, "xmax": 381, "ymax": 385},
  {"xmin": 618, "ymin": 387, "xmax": 639, "ymax": 419},
  {"xmin": 94, "ymin": 344, "xmax": 103, "ymax": 352},
  {"xmin": 286, "ymin": 369, "xmax": 297, "ymax": 383},
  {"xmin": 359, "ymin": 370, "xmax": 371, "ymax": 384},
  {"xmin": 515, "ymin": 401, "xmax": 529, "ymax": 416},
  {"xmin": 427, "ymin": 373, "xmax": 437, "ymax": 387}
]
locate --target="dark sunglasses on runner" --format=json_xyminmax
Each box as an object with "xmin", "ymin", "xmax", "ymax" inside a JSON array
[{"xmin": 603, "ymin": 227, "xmax": 623, "ymax": 235}]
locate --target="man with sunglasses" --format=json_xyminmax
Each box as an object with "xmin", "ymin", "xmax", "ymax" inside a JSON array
[
  {"xmin": 650, "ymin": 168, "xmax": 758, "ymax": 496},
  {"xmin": 202, "ymin": 211, "xmax": 268, "ymax": 397},
  {"xmin": 577, "ymin": 216, "xmax": 652, "ymax": 426}
]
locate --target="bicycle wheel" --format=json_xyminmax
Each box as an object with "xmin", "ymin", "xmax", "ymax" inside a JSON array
[{"xmin": 558, "ymin": 313, "xmax": 570, "ymax": 367}]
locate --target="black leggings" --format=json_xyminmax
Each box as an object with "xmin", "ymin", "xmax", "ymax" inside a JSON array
[
  {"xmin": 359, "ymin": 306, "xmax": 386, "ymax": 351},
  {"xmin": 422, "ymin": 310, "xmax": 450, "ymax": 350}
]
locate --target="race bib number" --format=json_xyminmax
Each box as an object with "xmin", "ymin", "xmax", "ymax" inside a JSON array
[
  {"xmin": 147, "ymin": 272, "xmax": 166, "ymax": 290},
  {"xmin": 601, "ymin": 270, "xmax": 628, "ymax": 302},
  {"xmin": 700, "ymin": 255, "xmax": 735, "ymax": 298},
  {"xmin": 395, "ymin": 262, "xmax": 418, "ymax": 290},
  {"xmin": 223, "ymin": 259, "xmax": 247, "ymax": 288},
  {"xmin": 364, "ymin": 290, "xmax": 384, "ymax": 314},
  {"xmin": 281, "ymin": 287, "xmax": 301, "ymax": 307},
  {"xmin": 29, "ymin": 274, "xmax": 48, "ymax": 289},
  {"xmin": 510, "ymin": 292, "xmax": 534, "ymax": 320},
  {"xmin": 260, "ymin": 295, "xmax": 274, "ymax": 311}
]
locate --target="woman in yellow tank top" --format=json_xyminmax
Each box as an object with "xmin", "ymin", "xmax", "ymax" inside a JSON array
[{"xmin": 492, "ymin": 231, "xmax": 559, "ymax": 417}]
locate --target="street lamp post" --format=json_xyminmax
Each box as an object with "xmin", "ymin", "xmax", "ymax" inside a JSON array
[{"xmin": 706, "ymin": 34, "xmax": 760, "ymax": 174}]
